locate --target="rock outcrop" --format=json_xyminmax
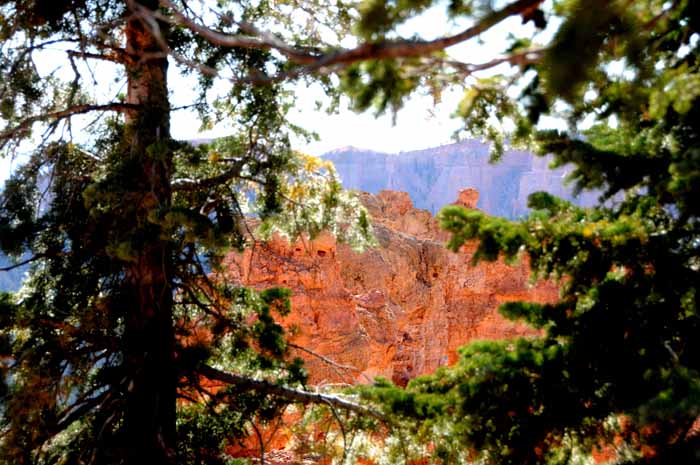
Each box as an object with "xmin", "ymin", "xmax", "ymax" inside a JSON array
[
  {"xmin": 324, "ymin": 140, "xmax": 599, "ymax": 218},
  {"xmin": 224, "ymin": 189, "xmax": 558, "ymax": 386}
]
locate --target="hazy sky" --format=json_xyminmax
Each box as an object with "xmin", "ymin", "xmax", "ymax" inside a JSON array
[{"xmin": 170, "ymin": 11, "xmax": 540, "ymax": 156}]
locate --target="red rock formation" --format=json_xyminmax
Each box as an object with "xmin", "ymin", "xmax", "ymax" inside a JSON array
[
  {"xmin": 455, "ymin": 188, "xmax": 479, "ymax": 209},
  {"xmin": 223, "ymin": 189, "xmax": 558, "ymax": 386}
]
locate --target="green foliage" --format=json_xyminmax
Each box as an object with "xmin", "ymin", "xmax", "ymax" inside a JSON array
[
  {"xmin": 176, "ymin": 403, "xmax": 249, "ymax": 465},
  {"xmin": 340, "ymin": 58, "xmax": 423, "ymax": 116},
  {"xmin": 356, "ymin": 0, "xmax": 434, "ymax": 39},
  {"xmin": 348, "ymin": 1, "xmax": 700, "ymax": 464},
  {"xmin": 543, "ymin": 0, "xmax": 631, "ymax": 102}
]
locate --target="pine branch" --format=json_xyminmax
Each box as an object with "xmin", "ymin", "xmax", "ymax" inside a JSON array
[
  {"xmin": 297, "ymin": 0, "xmax": 544, "ymax": 68},
  {"xmin": 160, "ymin": 0, "xmax": 543, "ymax": 72},
  {"xmin": 158, "ymin": 0, "xmax": 319, "ymax": 64},
  {"xmin": 172, "ymin": 159, "xmax": 247, "ymax": 191},
  {"xmin": 198, "ymin": 364, "xmax": 384, "ymax": 419},
  {"xmin": 67, "ymin": 50, "xmax": 129, "ymax": 64},
  {"xmin": 0, "ymin": 254, "xmax": 44, "ymax": 272},
  {"xmin": 0, "ymin": 103, "xmax": 137, "ymax": 142}
]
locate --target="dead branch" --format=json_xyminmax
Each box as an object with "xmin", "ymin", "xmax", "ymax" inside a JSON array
[{"xmin": 198, "ymin": 364, "xmax": 384, "ymax": 419}]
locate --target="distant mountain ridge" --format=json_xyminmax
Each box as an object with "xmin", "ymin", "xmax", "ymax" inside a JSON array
[{"xmin": 323, "ymin": 140, "xmax": 598, "ymax": 218}]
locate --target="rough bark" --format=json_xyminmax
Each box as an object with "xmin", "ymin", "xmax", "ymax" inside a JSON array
[{"xmin": 122, "ymin": 1, "xmax": 176, "ymax": 464}]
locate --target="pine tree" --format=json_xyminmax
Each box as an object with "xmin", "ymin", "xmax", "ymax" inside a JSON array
[
  {"xmin": 0, "ymin": 1, "xmax": 380, "ymax": 463},
  {"xmin": 350, "ymin": 1, "xmax": 700, "ymax": 464}
]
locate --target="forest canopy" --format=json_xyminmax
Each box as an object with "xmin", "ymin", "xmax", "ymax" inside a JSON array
[{"xmin": 0, "ymin": 1, "xmax": 699, "ymax": 465}]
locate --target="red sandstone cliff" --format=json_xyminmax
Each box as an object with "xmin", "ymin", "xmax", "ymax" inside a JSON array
[{"xmin": 223, "ymin": 189, "xmax": 558, "ymax": 386}]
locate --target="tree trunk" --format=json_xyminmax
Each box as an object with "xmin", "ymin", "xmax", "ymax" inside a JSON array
[{"xmin": 122, "ymin": 2, "xmax": 176, "ymax": 464}]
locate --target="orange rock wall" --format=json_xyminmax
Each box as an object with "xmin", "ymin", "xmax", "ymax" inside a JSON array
[{"xmin": 224, "ymin": 189, "xmax": 558, "ymax": 386}]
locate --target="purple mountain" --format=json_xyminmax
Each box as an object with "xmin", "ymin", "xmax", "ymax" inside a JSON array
[{"xmin": 323, "ymin": 140, "xmax": 599, "ymax": 218}]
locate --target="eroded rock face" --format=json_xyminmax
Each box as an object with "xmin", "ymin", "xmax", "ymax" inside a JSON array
[{"xmin": 223, "ymin": 189, "xmax": 558, "ymax": 386}]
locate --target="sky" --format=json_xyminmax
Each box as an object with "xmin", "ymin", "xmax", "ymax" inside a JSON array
[
  {"xmin": 166, "ymin": 5, "xmax": 547, "ymax": 155},
  {"xmin": 0, "ymin": 4, "xmax": 549, "ymax": 183},
  {"xmin": 179, "ymin": 84, "xmax": 467, "ymax": 156}
]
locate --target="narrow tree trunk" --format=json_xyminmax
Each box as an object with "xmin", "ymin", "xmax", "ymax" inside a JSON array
[{"xmin": 122, "ymin": 2, "xmax": 176, "ymax": 463}]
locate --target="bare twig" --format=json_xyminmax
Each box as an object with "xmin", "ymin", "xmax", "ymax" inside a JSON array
[
  {"xmin": 55, "ymin": 387, "xmax": 114, "ymax": 431},
  {"xmin": 251, "ymin": 422, "xmax": 266, "ymax": 465},
  {"xmin": 325, "ymin": 399, "xmax": 350, "ymax": 463},
  {"xmin": 643, "ymin": 0, "xmax": 681, "ymax": 31},
  {"xmin": 289, "ymin": 343, "xmax": 371, "ymax": 383},
  {"xmin": 159, "ymin": 0, "xmax": 319, "ymax": 64}
]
